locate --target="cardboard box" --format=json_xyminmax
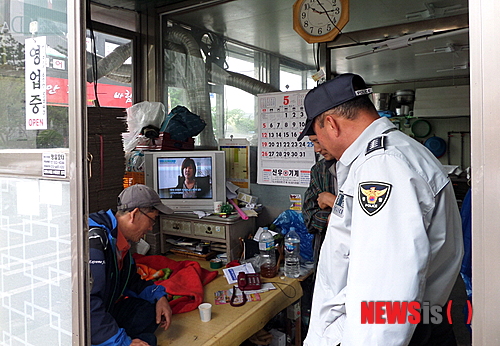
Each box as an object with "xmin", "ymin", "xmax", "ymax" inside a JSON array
[
  {"xmin": 269, "ymin": 329, "xmax": 286, "ymax": 346},
  {"xmin": 237, "ymin": 192, "xmax": 258, "ymax": 205}
]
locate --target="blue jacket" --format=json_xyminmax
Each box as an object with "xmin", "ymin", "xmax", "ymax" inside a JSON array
[{"xmin": 89, "ymin": 210, "xmax": 166, "ymax": 346}]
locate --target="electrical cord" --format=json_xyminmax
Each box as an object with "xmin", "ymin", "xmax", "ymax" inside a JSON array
[
  {"xmin": 316, "ymin": 0, "xmax": 359, "ymax": 45},
  {"xmin": 267, "ymin": 280, "xmax": 298, "ymax": 299},
  {"xmin": 86, "ymin": 0, "xmax": 100, "ymax": 107}
]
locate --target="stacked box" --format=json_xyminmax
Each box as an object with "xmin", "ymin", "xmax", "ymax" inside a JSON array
[
  {"xmin": 87, "ymin": 107, "xmax": 128, "ymax": 213},
  {"xmin": 145, "ymin": 232, "xmax": 161, "ymax": 255}
]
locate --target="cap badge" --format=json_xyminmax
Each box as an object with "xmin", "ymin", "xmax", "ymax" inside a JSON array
[
  {"xmin": 358, "ymin": 182, "xmax": 392, "ymax": 216},
  {"xmin": 355, "ymin": 87, "xmax": 373, "ymax": 96}
]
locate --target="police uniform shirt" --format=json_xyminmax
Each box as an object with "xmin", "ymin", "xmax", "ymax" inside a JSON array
[{"xmin": 304, "ymin": 117, "xmax": 464, "ymax": 346}]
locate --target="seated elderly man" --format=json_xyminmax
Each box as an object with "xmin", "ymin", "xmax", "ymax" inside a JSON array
[{"xmin": 89, "ymin": 184, "xmax": 173, "ymax": 346}]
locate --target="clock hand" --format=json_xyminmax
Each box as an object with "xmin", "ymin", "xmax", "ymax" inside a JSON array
[{"xmin": 310, "ymin": 7, "xmax": 324, "ymax": 14}]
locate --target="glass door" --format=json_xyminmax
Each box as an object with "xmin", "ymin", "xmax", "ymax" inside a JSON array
[{"xmin": 0, "ymin": 0, "xmax": 87, "ymax": 344}]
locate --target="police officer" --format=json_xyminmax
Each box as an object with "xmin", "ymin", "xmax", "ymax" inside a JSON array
[{"xmin": 298, "ymin": 73, "xmax": 464, "ymax": 345}]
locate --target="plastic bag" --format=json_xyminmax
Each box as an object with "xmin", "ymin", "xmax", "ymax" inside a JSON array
[
  {"xmin": 272, "ymin": 210, "xmax": 314, "ymax": 262},
  {"xmin": 122, "ymin": 101, "xmax": 166, "ymax": 152},
  {"xmin": 127, "ymin": 101, "xmax": 165, "ymax": 133},
  {"xmin": 161, "ymin": 105, "xmax": 206, "ymax": 141}
]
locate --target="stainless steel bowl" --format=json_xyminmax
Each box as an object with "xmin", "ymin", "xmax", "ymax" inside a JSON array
[{"xmin": 395, "ymin": 89, "xmax": 415, "ymax": 105}]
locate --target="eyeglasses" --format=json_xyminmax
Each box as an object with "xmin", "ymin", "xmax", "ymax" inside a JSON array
[{"xmin": 139, "ymin": 209, "xmax": 156, "ymax": 226}]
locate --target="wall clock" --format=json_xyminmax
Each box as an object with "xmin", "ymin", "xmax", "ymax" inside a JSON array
[{"xmin": 293, "ymin": 0, "xmax": 349, "ymax": 44}]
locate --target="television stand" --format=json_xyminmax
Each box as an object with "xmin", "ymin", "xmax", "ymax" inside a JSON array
[{"xmin": 159, "ymin": 213, "xmax": 256, "ymax": 261}]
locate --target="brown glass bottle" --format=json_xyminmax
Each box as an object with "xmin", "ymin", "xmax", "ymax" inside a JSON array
[{"xmin": 260, "ymin": 262, "xmax": 277, "ymax": 278}]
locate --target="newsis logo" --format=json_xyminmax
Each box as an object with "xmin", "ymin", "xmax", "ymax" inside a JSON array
[{"xmin": 360, "ymin": 301, "xmax": 473, "ymax": 325}]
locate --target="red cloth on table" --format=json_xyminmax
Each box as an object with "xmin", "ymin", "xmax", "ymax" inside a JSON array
[{"xmin": 133, "ymin": 254, "xmax": 218, "ymax": 314}]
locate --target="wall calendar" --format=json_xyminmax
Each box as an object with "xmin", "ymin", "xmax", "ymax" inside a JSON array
[{"xmin": 257, "ymin": 90, "xmax": 315, "ymax": 187}]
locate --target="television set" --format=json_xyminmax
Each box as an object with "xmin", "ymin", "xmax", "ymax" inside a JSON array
[{"xmin": 144, "ymin": 151, "xmax": 226, "ymax": 212}]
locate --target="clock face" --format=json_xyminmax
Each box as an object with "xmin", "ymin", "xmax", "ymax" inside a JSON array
[{"xmin": 299, "ymin": 0, "xmax": 342, "ymax": 37}]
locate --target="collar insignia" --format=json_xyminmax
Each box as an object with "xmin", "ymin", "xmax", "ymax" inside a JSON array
[{"xmin": 358, "ymin": 181, "xmax": 392, "ymax": 216}]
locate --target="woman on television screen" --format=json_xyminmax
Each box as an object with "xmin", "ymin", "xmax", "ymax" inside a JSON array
[{"xmin": 173, "ymin": 158, "xmax": 211, "ymax": 198}]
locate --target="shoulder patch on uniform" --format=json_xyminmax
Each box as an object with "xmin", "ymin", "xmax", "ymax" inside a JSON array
[
  {"xmin": 366, "ymin": 136, "xmax": 385, "ymax": 155},
  {"xmin": 358, "ymin": 181, "xmax": 392, "ymax": 216}
]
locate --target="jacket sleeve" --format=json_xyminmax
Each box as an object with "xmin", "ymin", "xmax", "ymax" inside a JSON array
[
  {"xmin": 303, "ymin": 163, "xmax": 330, "ymax": 235},
  {"xmin": 123, "ymin": 259, "xmax": 167, "ymax": 303}
]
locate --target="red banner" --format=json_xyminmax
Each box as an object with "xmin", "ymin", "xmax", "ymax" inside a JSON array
[{"xmin": 46, "ymin": 76, "xmax": 133, "ymax": 108}]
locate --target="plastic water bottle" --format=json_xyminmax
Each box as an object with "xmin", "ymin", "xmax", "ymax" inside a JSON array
[
  {"xmin": 259, "ymin": 227, "xmax": 276, "ymax": 278},
  {"xmin": 284, "ymin": 227, "xmax": 300, "ymax": 278}
]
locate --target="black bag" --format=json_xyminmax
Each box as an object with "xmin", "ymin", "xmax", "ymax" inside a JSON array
[{"xmin": 164, "ymin": 105, "xmax": 206, "ymax": 141}]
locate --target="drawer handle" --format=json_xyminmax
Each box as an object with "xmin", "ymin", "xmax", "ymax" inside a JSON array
[{"xmin": 206, "ymin": 226, "xmax": 212, "ymax": 234}]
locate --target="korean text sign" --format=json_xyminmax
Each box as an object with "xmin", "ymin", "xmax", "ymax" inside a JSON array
[{"xmin": 25, "ymin": 36, "xmax": 47, "ymax": 130}]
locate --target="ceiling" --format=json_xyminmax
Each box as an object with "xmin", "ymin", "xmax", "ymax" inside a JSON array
[{"xmin": 92, "ymin": 0, "xmax": 470, "ymax": 85}]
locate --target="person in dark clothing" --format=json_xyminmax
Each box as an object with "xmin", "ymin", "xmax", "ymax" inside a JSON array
[
  {"xmin": 460, "ymin": 188, "xmax": 472, "ymax": 333},
  {"xmin": 302, "ymin": 134, "xmax": 337, "ymax": 264},
  {"xmin": 89, "ymin": 184, "xmax": 173, "ymax": 346}
]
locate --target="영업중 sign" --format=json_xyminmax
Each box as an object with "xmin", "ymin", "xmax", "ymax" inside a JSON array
[{"xmin": 25, "ymin": 36, "xmax": 47, "ymax": 130}]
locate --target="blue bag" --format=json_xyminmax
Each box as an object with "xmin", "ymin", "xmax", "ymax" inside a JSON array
[{"xmin": 272, "ymin": 210, "xmax": 314, "ymax": 262}]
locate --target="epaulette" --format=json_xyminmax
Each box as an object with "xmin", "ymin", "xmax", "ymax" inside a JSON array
[
  {"xmin": 366, "ymin": 136, "xmax": 385, "ymax": 155},
  {"xmin": 365, "ymin": 128, "xmax": 397, "ymax": 155}
]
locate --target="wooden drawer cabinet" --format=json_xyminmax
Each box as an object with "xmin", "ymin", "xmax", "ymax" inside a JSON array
[
  {"xmin": 160, "ymin": 214, "xmax": 255, "ymax": 261},
  {"xmin": 162, "ymin": 219, "xmax": 191, "ymax": 235},
  {"xmin": 193, "ymin": 222, "xmax": 226, "ymax": 239}
]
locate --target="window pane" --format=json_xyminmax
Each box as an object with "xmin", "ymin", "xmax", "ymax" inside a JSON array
[
  {"xmin": 280, "ymin": 69, "xmax": 302, "ymax": 91},
  {"xmin": 0, "ymin": 3, "xmax": 70, "ymax": 149},
  {"xmin": 224, "ymin": 85, "xmax": 257, "ymax": 143},
  {"xmin": 222, "ymin": 55, "xmax": 258, "ymax": 144},
  {"xmin": 86, "ymin": 31, "xmax": 133, "ymax": 108}
]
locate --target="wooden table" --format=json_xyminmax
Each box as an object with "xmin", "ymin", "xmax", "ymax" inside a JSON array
[{"xmin": 155, "ymin": 255, "xmax": 303, "ymax": 346}]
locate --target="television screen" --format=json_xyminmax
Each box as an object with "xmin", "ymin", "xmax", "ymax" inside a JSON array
[
  {"xmin": 144, "ymin": 151, "xmax": 226, "ymax": 212},
  {"xmin": 157, "ymin": 156, "xmax": 213, "ymax": 199}
]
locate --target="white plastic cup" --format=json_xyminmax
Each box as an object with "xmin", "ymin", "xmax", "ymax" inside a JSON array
[
  {"xmin": 213, "ymin": 201, "xmax": 223, "ymax": 213},
  {"xmin": 198, "ymin": 303, "xmax": 212, "ymax": 322}
]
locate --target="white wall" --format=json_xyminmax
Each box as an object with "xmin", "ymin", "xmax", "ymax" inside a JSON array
[{"xmin": 470, "ymin": 1, "xmax": 500, "ymax": 344}]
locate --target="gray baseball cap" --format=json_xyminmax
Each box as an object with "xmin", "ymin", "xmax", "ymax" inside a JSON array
[{"xmin": 117, "ymin": 184, "xmax": 173, "ymax": 214}]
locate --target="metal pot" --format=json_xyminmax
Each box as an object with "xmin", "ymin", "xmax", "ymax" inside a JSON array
[{"xmin": 395, "ymin": 89, "xmax": 415, "ymax": 105}]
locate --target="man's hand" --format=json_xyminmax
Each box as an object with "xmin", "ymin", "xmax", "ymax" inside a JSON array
[
  {"xmin": 156, "ymin": 296, "xmax": 172, "ymax": 330},
  {"xmin": 131, "ymin": 339, "xmax": 150, "ymax": 346},
  {"xmin": 317, "ymin": 192, "xmax": 336, "ymax": 210}
]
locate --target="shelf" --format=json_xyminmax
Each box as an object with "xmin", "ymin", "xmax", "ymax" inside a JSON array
[{"xmin": 160, "ymin": 214, "xmax": 256, "ymax": 261}]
